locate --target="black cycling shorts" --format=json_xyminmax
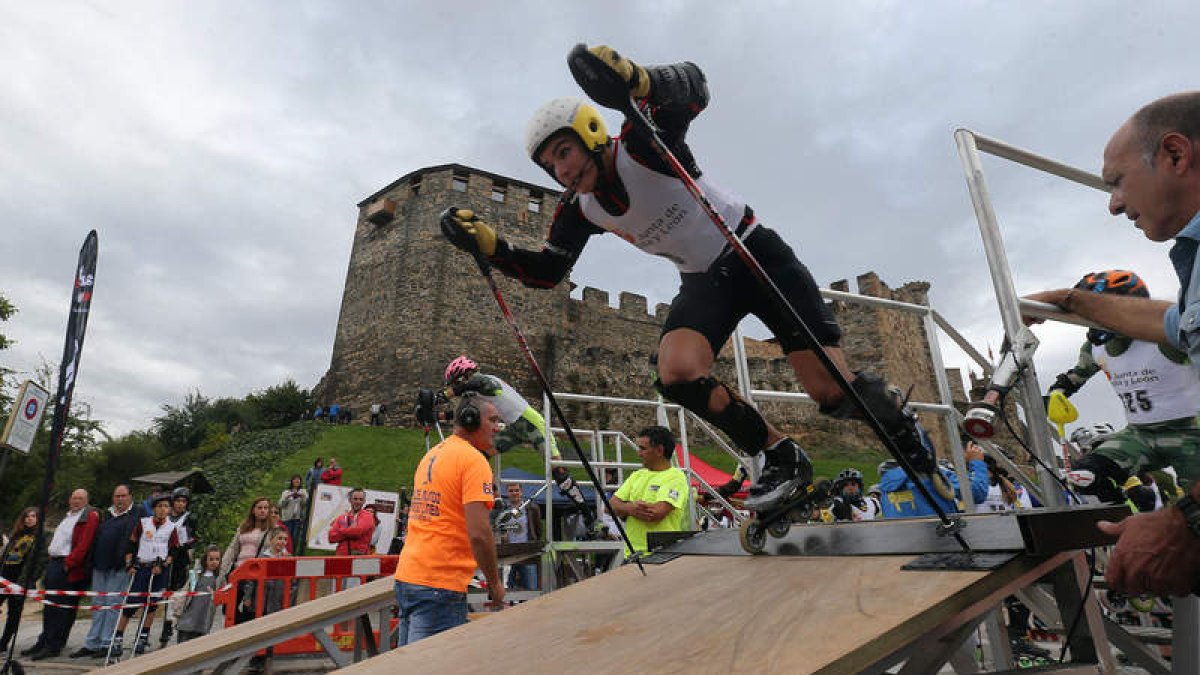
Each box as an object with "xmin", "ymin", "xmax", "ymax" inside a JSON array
[{"xmin": 661, "ymin": 226, "xmax": 841, "ymax": 355}]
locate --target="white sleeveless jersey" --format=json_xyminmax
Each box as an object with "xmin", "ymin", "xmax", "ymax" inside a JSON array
[
  {"xmin": 471, "ymin": 374, "xmax": 529, "ymax": 424},
  {"xmin": 1092, "ymin": 340, "xmax": 1200, "ymax": 424},
  {"xmin": 136, "ymin": 516, "xmax": 177, "ymax": 563},
  {"xmin": 578, "ymin": 143, "xmax": 753, "ymax": 273},
  {"xmin": 974, "ymin": 483, "xmax": 1032, "ymax": 513}
]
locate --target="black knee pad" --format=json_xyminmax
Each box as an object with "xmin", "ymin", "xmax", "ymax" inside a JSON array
[
  {"xmin": 1067, "ymin": 453, "xmax": 1129, "ymax": 504},
  {"xmin": 656, "ymin": 376, "xmax": 768, "ymax": 453}
]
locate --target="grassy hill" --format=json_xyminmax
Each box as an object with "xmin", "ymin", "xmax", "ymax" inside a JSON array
[{"xmin": 193, "ymin": 421, "xmax": 891, "ymax": 548}]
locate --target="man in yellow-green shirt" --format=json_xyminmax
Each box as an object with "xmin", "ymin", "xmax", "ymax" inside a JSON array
[{"xmin": 610, "ymin": 426, "xmax": 691, "ymax": 559}]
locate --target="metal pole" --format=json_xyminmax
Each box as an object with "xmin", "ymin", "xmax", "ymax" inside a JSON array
[
  {"xmin": 925, "ymin": 312, "xmax": 975, "ymax": 511},
  {"xmin": 731, "ymin": 325, "xmax": 755, "ymax": 402},
  {"xmin": 955, "ymin": 129, "xmax": 1065, "ymax": 506}
]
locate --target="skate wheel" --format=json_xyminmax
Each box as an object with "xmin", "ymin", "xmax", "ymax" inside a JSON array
[
  {"xmin": 739, "ymin": 518, "xmax": 766, "ymax": 554},
  {"xmin": 766, "ymin": 518, "xmax": 791, "ymax": 538}
]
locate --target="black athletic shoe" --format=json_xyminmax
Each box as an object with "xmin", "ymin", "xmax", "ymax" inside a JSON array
[
  {"xmin": 134, "ymin": 634, "xmax": 150, "ymax": 656},
  {"xmin": 69, "ymin": 647, "xmax": 97, "ymax": 658},
  {"xmin": 743, "ymin": 438, "xmax": 813, "ymax": 511}
]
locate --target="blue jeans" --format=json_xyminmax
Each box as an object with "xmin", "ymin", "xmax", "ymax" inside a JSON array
[
  {"xmin": 84, "ymin": 568, "xmax": 129, "ymax": 649},
  {"xmin": 394, "ymin": 581, "xmax": 467, "ymax": 646}
]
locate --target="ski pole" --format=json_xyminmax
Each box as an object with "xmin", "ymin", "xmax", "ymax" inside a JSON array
[
  {"xmin": 104, "ymin": 572, "xmax": 139, "ymax": 666},
  {"xmin": 567, "ymin": 45, "xmax": 968, "ymax": 550},
  {"xmin": 468, "ymin": 251, "xmax": 646, "ymax": 575},
  {"xmin": 131, "ymin": 566, "xmax": 157, "ymax": 657}
]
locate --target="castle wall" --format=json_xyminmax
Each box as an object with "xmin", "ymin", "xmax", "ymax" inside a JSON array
[{"xmin": 318, "ymin": 164, "xmax": 967, "ymax": 463}]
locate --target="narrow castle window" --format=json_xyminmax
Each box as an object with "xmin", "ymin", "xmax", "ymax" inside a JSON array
[{"xmin": 491, "ymin": 182, "xmax": 506, "ymax": 203}]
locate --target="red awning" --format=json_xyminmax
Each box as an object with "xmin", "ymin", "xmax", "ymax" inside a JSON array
[{"xmin": 684, "ymin": 452, "xmax": 747, "ymax": 498}]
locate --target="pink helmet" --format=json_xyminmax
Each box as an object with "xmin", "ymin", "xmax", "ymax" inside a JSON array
[{"xmin": 444, "ymin": 356, "xmax": 478, "ymax": 385}]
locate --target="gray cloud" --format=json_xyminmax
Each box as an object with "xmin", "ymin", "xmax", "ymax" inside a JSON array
[{"xmin": 2, "ymin": 1, "xmax": 1195, "ymax": 437}]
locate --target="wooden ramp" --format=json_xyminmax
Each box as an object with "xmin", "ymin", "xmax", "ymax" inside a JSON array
[
  {"xmin": 97, "ymin": 577, "xmax": 395, "ymax": 674},
  {"xmin": 340, "ymin": 553, "xmax": 1066, "ymax": 675}
]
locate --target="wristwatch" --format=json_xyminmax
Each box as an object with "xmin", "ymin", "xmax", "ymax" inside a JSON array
[{"xmin": 1176, "ymin": 495, "xmax": 1200, "ymax": 539}]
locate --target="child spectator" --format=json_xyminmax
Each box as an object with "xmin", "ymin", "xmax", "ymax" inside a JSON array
[{"xmin": 175, "ymin": 547, "xmax": 222, "ymax": 643}]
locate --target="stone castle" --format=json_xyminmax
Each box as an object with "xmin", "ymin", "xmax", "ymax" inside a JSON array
[{"xmin": 316, "ymin": 163, "xmax": 1010, "ymax": 458}]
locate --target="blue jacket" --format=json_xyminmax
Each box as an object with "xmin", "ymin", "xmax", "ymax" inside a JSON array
[
  {"xmin": 878, "ymin": 460, "xmax": 988, "ymax": 518},
  {"xmin": 92, "ymin": 504, "xmax": 147, "ymax": 571}
]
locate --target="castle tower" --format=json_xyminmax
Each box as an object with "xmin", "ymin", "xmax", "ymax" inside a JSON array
[{"xmin": 318, "ymin": 164, "xmax": 960, "ymax": 457}]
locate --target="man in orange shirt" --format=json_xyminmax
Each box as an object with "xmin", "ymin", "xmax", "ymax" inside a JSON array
[{"xmin": 393, "ymin": 393, "xmax": 505, "ymax": 645}]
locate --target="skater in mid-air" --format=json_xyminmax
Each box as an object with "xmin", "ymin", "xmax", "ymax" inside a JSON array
[
  {"xmin": 439, "ymin": 356, "xmax": 594, "ymax": 524},
  {"xmin": 443, "ymin": 44, "xmax": 946, "ymax": 512}
]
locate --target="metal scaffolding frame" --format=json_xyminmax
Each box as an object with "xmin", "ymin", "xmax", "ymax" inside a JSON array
[{"xmin": 954, "ymin": 127, "xmax": 1197, "ymax": 675}]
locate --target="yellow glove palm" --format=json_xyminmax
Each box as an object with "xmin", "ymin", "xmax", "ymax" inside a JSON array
[
  {"xmin": 442, "ymin": 208, "xmax": 497, "ymax": 256},
  {"xmin": 588, "ymin": 45, "xmax": 650, "ymax": 98}
]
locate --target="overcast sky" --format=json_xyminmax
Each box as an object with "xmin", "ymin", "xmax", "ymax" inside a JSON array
[{"xmin": 2, "ymin": 1, "xmax": 1196, "ymax": 441}]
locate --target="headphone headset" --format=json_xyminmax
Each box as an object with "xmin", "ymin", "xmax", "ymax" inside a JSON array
[{"xmin": 457, "ymin": 393, "xmax": 482, "ymax": 432}]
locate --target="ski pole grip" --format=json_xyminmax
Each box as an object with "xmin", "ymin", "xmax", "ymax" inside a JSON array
[{"xmin": 567, "ymin": 43, "xmax": 635, "ymax": 112}]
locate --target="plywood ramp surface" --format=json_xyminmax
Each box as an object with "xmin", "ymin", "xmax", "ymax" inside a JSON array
[{"xmin": 340, "ymin": 555, "xmax": 1025, "ymax": 675}]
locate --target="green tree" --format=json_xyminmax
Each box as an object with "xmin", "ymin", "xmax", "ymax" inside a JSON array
[
  {"xmin": 0, "ymin": 292, "xmax": 15, "ymax": 351},
  {"xmin": 0, "ymin": 360, "xmax": 110, "ymax": 517},
  {"xmin": 88, "ymin": 431, "xmax": 165, "ymax": 502},
  {"xmin": 154, "ymin": 390, "xmax": 214, "ymax": 454},
  {"xmin": 0, "ymin": 293, "xmax": 16, "ymax": 414},
  {"xmin": 245, "ymin": 379, "xmax": 311, "ymax": 430}
]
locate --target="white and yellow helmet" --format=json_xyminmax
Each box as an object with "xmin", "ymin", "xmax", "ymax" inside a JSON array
[{"xmin": 524, "ymin": 97, "xmax": 609, "ymax": 168}]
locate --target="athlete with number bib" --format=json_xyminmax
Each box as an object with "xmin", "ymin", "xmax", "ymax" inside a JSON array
[
  {"xmin": 441, "ymin": 44, "xmax": 948, "ymax": 513},
  {"xmin": 1049, "ymin": 270, "xmax": 1200, "ymax": 503}
]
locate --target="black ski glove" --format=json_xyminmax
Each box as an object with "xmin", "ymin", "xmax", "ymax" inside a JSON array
[{"xmin": 440, "ymin": 208, "xmax": 499, "ymax": 257}]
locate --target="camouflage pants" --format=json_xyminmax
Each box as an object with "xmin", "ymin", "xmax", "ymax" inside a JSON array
[{"xmin": 1093, "ymin": 417, "xmax": 1200, "ymax": 486}]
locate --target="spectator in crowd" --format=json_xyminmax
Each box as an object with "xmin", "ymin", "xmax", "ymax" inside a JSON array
[
  {"xmin": 975, "ymin": 454, "xmax": 1033, "ymax": 513},
  {"xmin": 175, "ymin": 546, "xmax": 222, "ymax": 643},
  {"xmin": 22, "ymin": 488, "xmax": 99, "ymax": 661},
  {"xmin": 494, "ymin": 482, "xmax": 543, "ymax": 591},
  {"xmin": 113, "ymin": 494, "xmax": 181, "ymax": 656},
  {"xmin": 394, "ymin": 394, "xmax": 505, "ymax": 645},
  {"xmin": 72, "ymin": 485, "xmax": 143, "ymax": 659},
  {"xmin": 261, "ymin": 529, "xmax": 291, "ymax": 614},
  {"xmin": 866, "ymin": 484, "xmax": 884, "ymax": 513},
  {"xmin": 609, "ymin": 426, "xmax": 690, "ymax": 560},
  {"xmin": 304, "ymin": 457, "xmax": 324, "ymax": 494},
  {"xmin": 160, "ymin": 486, "xmax": 198, "ymax": 646},
  {"xmin": 219, "ymin": 497, "xmax": 274, "ymax": 625},
  {"xmin": 328, "ymin": 488, "xmax": 375, "ymax": 556},
  {"xmin": 369, "ymin": 403, "xmax": 383, "ymax": 426},
  {"xmin": 279, "ymin": 475, "xmax": 309, "ymax": 551},
  {"xmin": 363, "ymin": 504, "xmax": 383, "ymax": 554},
  {"xmin": 878, "ymin": 442, "xmax": 988, "ymax": 518},
  {"xmin": 328, "ymin": 404, "xmax": 341, "ymax": 424},
  {"xmin": 1, "ymin": 507, "xmax": 46, "ymax": 654},
  {"xmin": 267, "ymin": 503, "xmax": 293, "ymax": 554},
  {"xmin": 141, "ymin": 485, "xmax": 169, "ymax": 516},
  {"xmin": 830, "ymin": 468, "xmax": 879, "ymax": 522},
  {"xmin": 321, "ymin": 457, "xmax": 343, "ymax": 486}
]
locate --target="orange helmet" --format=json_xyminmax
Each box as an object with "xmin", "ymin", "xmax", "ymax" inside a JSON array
[{"xmin": 1074, "ymin": 270, "xmax": 1149, "ymax": 297}]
